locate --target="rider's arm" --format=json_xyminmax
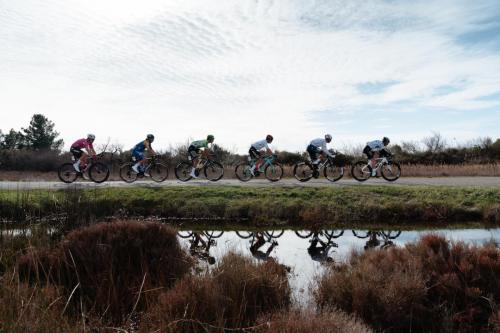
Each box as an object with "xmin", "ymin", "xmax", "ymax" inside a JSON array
[
  {"xmin": 145, "ymin": 141, "xmax": 156, "ymax": 155},
  {"xmin": 87, "ymin": 143, "xmax": 97, "ymax": 156}
]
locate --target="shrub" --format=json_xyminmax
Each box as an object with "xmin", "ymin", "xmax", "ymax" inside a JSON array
[
  {"xmin": 17, "ymin": 221, "xmax": 193, "ymax": 323},
  {"xmin": 315, "ymin": 235, "xmax": 500, "ymax": 333}
]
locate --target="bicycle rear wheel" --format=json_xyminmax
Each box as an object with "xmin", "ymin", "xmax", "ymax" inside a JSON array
[
  {"xmin": 293, "ymin": 162, "xmax": 313, "ymax": 182},
  {"xmin": 89, "ymin": 162, "xmax": 110, "ymax": 183},
  {"xmin": 381, "ymin": 230, "xmax": 401, "ymax": 239},
  {"xmin": 177, "ymin": 231, "xmax": 193, "ymax": 238},
  {"xmin": 236, "ymin": 231, "xmax": 254, "ymax": 239},
  {"xmin": 235, "ymin": 162, "xmax": 253, "ymax": 182},
  {"xmin": 174, "ymin": 162, "xmax": 193, "ymax": 182},
  {"xmin": 204, "ymin": 230, "xmax": 224, "ymax": 238},
  {"xmin": 324, "ymin": 230, "xmax": 344, "ymax": 238},
  {"xmin": 265, "ymin": 230, "xmax": 284, "ymax": 238},
  {"xmin": 295, "ymin": 230, "xmax": 314, "ymax": 238},
  {"xmin": 352, "ymin": 230, "xmax": 371, "ymax": 238},
  {"xmin": 324, "ymin": 162, "xmax": 344, "ymax": 182},
  {"xmin": 58, "ymin": 163, "xmax": 78, "ymax": 183},
  {"xmin": 204, "ymin": 161, "xmax": 224, "ymax": 181},
  {"xmin": 265, "ymin": 163, "xmax": 283, "ymax": 182},
  {"xmin": 119, "ymin": 162, "xmax": 138, "ymax": 183},
  {"xmin": 381, "ymin": 162, "xmax": 401, "ymax": 181},
  {"xmin": 351, "ymin": 161, "xmax": 371, "ymax": 182},
  {"xmin": 149, "ymin": 162, "xmax": 169, "ymax": 182}
]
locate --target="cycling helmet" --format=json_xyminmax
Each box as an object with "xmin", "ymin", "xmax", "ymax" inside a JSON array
[
  {"xmin": 147, "ymin": 134, "xmax": 155, "ymax": 142},
  {"xmin": 207, "ymin": 134, "xmax": 215, "ymax": 142},
  {"xmin": 87, "ymin": 134, "xmax": 95, "ymax": 141},
  {"xmin": 325, "ymin": 134, "xmax": 332, "ymax": 143},
  {"xmin": 382, "ymin": 137, "xmax": 390, "ymax": 145},
  {"xmin": 266, "ymin": 134, "xmax": 274, "ymax": 143}
]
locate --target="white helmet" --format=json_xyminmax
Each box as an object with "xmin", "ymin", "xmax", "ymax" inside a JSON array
[
  {"xmin": 87, "ymin": 134, "xmax": 96, "ymax": 140},
  {"xmin": 325, "ymin": 134, "xmax": 332, "ymax": 142}
]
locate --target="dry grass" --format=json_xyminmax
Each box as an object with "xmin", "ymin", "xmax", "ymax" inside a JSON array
[
  {"xmin": 315, "ymin": 234, "xmax": 500, "ymax": 333},
  {"xmin": 17, "ymin": 221, "xmax": 193, "ymax": 323}
]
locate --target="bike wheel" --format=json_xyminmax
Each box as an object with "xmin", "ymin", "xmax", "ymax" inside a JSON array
[
  {"xmin": 381, "ymin": 162, "xmax": 401, "ymax": 182},
  {"xmin": 89, "ymin": 162, "xmax": 109, "ymax": 183},
  {"xmin": 119, "ymin": 163, "xmax": 138, "ymax": 183},
  {"xmin": 174, "ymin": 162, "xmax": 193, "ymax": 182},
  {"xmin": 381, "ymin": 230, "xmax": 401, "ymax": 239},
  {"xmin": 324, "ymin": 230, "xmax": 344, "ymax": 238},
  {"xmin": 324, "ymin": 163, "xmax": 344, "ymax": 182},
  {"xmin": 58, "ymin": 163, "xmax": 78, "ymax": 183},
  {"xmin": 293, "ymin": 162, "xmax": 313, "ymax": 182},
  {"xmin": 295, "ymin": 230, "xmax": 314, "ymax": 238},
  {"xmin": 265, "ymin": 230, "xmax": 284, "ymax": 238},
  {"xmin": 204, "ymin": 230, "xmax": 224, "ymax": 238},
  {"xmin": 236, "ymin": 231, "xmax": 254, "ymax": 239},
  {"xmin": 265, "ymin": 163, "xmax": 283, "ymax": 182},
  {"xmin": 235, "ymin": 162, "xmax": 253, "ymax": 182},
  {"xmin": 177, "ymin": 231, "xmax": 193, "ymax": 238},
  {"xmin": 150, "ymin": 162, "xmax": 169, "ymax": 182},
  {"xmin": 351, "ymin": 161, "xmax": 371, "ymax": 182},
  {"xmin": 352, "ymin": 230, "xmax": 371, "ymax": 239},
  {"xmin": 204, "ymin": 161, "xmax": 224, "ymax": 181}
]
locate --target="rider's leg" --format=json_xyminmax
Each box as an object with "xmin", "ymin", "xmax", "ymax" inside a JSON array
[
  {"xmin": 72, "ymin": 148, "xmax": 83, "ymax": 172},
  {"xmin": 132, "ymin": 151, "xmax": 144, "ymax": 173},
  {"xmin": 80, "ymin": 153, "xmax": 89, "ymax": 170},
  {"xmin": 370, "ymin": 152, "xmax": 379, "ymax": 176}
]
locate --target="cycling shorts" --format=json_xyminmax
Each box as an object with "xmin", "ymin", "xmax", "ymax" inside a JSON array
[
  {"xmin": 188, "ymin": 145, "xmax": 201, "ymax": 160},
  {"xmin": 249, "ymin": 146, "xmax": 262, "ymax": 160},
  {"xmin": 132, "ymin": 149, "xmax": 145, "ymax": 161},
  {"xmin": 70, "ymin": 147, "xmax": 83, "ymax": 160},
  {"xmin": 363, "ymin": 145, "xmax": 374, "ymax": 159}
]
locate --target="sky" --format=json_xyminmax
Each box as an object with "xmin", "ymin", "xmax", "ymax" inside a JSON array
[{"xmin": 1, "ymin": 0, "xmax": 499, "ymax": 153}]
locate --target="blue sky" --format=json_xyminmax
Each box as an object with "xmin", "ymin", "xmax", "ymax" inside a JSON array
[{"xmin": 0, "ymin": 0, "xmax": 499, "ymax": 152}]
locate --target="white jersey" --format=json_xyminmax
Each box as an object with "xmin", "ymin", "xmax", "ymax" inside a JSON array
[
  {"xmin": 367, "ymin": 140, "xmax": 385, "ymax": 151},
  {"xmin": 309, "ymin": 138, "xmax": 328, "ymax": 152},
  {"xmin": 251, "ymin": 139, "xmax": 269, "ymax": 151}
]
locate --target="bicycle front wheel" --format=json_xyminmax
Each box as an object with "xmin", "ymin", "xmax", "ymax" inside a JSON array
[
  {"xmin": 58, "ymin": 163, "xmax": 78, "ymax": 183},
  {"xmin": 295, "ymin": 230, "xmax": 314, "ymax": 238},
  {"xmin": 381, "ymin": 162, "xmax": 401, "ymax": 182},
  {"xmin": 265, "ymin": 230, "xmax": 284, "ymax": 238},
  {"xmin": 174, "ymin": 162, "xmax": 192, "ymax": 182},
  {"xmin": 204, "ymin": 161, "xmax": 224, "ymax": 181},
  {"xmin": 89, "ymin": 162, "xmax": 110, "ymax": 183},
  {"xmin": 236, "ymin": 231, "xmax": 254, "ymax": 239},
  {"xmin": 119, "ymin": 163, "xmax": 138, "ymax": 183},
  {"xmin": 351, "ymin": 161, "xmax": 371, "ymax": 182},
  {"xmin": 204, "ymin": 230, "xmax": 224, "ymax": 238},
  {"xmin": 149, "ymin": 162, "xmax": 169, "ymax": 182},
  {"xmin": 293, "ymin": 162, "xmax": 313, "ymax": 182},
  {"xmin": 235, "ymin": 162, "xmax": 253, "ymax": 182},
  {"xmin": 324, "ymin": 163, "xmax": 344, "ymax": 182},
  {"xmin": 265, "ymin": 163, "xmax": 283, "ymax": 182}
]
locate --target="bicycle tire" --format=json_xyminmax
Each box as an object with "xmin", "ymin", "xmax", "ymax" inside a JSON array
[
  {"xmin": 89, "ymin": 162, "xmax": 110, "ymax": 183},
  {"xmin": 265, "ymin": 163, "xmax": 283, "ymax": 182},
  {"xmin": 204, "ymin": 161, "xmax": 224, "ymax": 181},
  {"xmin": 295, "ymin": 230, "xmax": 314, "ymax": 238},
  {"xmin": 381, "ymin": 230, "xmax": 401, "ymax": 239},
  {"xmin": 381, "ymin": 162, "xmax": 401, "ymax": 182},
  {"xmin": 236, "ymin": 231, "xmax": 254, "ymax": 239},
  {"xmin": 351, "ymin": 161, "xmax": 371, "ymax": 182},
  {"xmin": 324, "ymin": 229, "xmax": 344, "ymax": 238},
  {"xmin": 235, "ymin": 162, "xmax": 253, "ymax": 182},
  {"xmin": 177, "ymin": 231, "xmax": 194, "ymax": 238},
  {"xmin": 174, "ymin": 162, "xmax": 193, "ymax": 182},
  {"xmin": 149, "ymin": 162, "xmax": 169, "ymax": 182},
  {"xmin": 324, "ymin": 162, "xmax": 344, "ymax": 182},
  {"xmin": 265, "ymin": 230, "xmax": 284, "ymax": 238},
  {"xmin": 204, "ymin": 230, "xmax": 224, "ymax": 238},
  {"xmin": 293, "ymin": 162, "xmax": 313, "ymax": 182},
  {"xmin": 58, "ymin": 163, "xmax": 78, "ymax": 183},
  {"xmin": 352, "ymin": 230, "xmax": 371, "ymax": 239},
  {"xmin": 119, "ymin": 162, "xmax": 138, "ymax": 183}
]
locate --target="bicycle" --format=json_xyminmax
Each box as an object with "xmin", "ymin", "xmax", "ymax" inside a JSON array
[
  {"xmin": 235, "ymin": 229, "xmax": 284, "ymax": 240},
  {"xmin": 295, "ymin": 229, "xmax": 344, "ymax": 240},
  {"xmin": 119, "ymin": 155, "xmax": 169, "ymax": 183},
  {"xmin": 177, "ymin": 230, "xmax": 224, "ymax": 239},
  {"xmin": 174, "ymin": 153, "xmax": 224, "ymax": 182},
  {"xmin": 57, "ymin": 152, "xmax": 110, "ymax": 184},
  {"xmin": 293, "ymin": 149, "xmax": 344, "ymax": 182},
  {"xmin": 234, "ymin": 154, "xmax": 284, "ymax": 182},
  {"xmin": 352, "ymin": 229, "xmax": 401, "ymax": 250},
  {"xmin": 351, "ymin": 151, "xmax": 401, "ymax": 182}
]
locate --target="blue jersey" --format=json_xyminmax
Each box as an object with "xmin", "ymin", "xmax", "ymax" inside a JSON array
[{"xmin": 133, "ymin": 140, "xmax": 150, "ymax": 153}]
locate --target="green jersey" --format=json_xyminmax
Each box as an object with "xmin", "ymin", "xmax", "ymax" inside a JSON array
[{"xmin": 191, "ymin": 140, "xmax": 209, "ymax": 149}]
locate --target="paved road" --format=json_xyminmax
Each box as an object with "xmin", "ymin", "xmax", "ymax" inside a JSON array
[{"xmin": 0, "ymin": 177, "xmax": 499, "ymax": 190}]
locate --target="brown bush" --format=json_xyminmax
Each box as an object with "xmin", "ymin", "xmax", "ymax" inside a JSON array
[
  {"xmin": 149, "ymin": 252, "xmax": 291, "ymax": 332},
  {"xmin": 255, "ymin": 309, "xmax": 373, "ymax": 333},
  {"xmin": 17, "ymin": 221, "xmax": 193, "ymax": 323},
  {"xmin": 315, "ymin": 234, "xmax": 500, "ymax": 333}
]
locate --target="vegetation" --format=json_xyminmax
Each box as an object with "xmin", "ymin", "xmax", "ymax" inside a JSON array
[
  {"xmin": 0, "ymin": 186, "xmax": 499, "ymax": 226},
  {"xmin": 315, "ymin": 234, "xmax": 500, "ymax": 333}
]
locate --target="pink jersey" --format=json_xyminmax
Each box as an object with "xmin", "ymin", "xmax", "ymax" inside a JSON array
[{"xmin": 71, "ymin": 138, "xmax": 93, "ymax": 150}]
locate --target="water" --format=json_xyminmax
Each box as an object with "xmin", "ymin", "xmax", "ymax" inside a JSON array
[{"xmin": 178, "ymin": 228, "xmax": 500, "ymax": 304}]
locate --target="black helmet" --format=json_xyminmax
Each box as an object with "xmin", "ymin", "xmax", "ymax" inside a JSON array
[
  {"xmin": 207, "ymin": 134, "xmax": 215, "ymax": 142},
  {"xmin": 382, "ymin": 137, "xmax": 390, "ymax": 145},
  {"xmin": 325, "ymin": 134, "xmax": 332, "ymax": 143},
  {"xmin": 266, "ymin": 134, "xmax": 274, "ymax": 142},
  {"xmin": 147, "ymin": 134, "xmax": 155, "ymax": 142}
]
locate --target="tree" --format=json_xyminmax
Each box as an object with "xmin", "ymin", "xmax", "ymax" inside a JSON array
[
  {"xmin": 422, "ymin": 132, "xmax": 446, "ymax": 153},
  {"xmin": 0, "ymin": 129, "xmax": 25, "ymax": 149},
  {"xmin": 22, "ymin": 114, "xmax": 63, "ymax": 150}
]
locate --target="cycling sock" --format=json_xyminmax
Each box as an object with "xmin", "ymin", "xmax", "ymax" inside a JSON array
[{"xmin": 73, "ymin": 160, "xmax": 81, "ymax": 172}]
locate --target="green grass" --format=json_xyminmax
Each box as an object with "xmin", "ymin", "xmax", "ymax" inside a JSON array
[{"xmin": 0, "ymin": 186, "xmax": 499, "ymax": 227}]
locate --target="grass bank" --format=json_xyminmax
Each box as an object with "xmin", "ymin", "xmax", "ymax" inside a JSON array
[{"xmin": 0, "ymin": 186, "xmax": 499, "ymax": 226}]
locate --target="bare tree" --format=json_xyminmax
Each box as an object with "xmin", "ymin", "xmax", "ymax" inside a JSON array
[{"xmin": 422, "ymin": 132, "xmax": 446, "ymax": 153}]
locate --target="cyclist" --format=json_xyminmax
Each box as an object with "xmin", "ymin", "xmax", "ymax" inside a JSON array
[
  {"xmin": 131, "ymin": 134, "xmax": 156, "ymax": 176},
  {"xmin": 70, "ymin": 134, "xmax": 96, "ymax": 173},
  {"xmin": 363, "ymin": 137, "xmax": 391, "ymax": 176},
  {"xmin": 307, "ymin": 232, "xmax": 336, "ymax": 264},
  {"xmin": 249, "ymin": 134, "xmax": 274, "ymax": 176},
  {"xmin": 250, "ymin": 232, "xmax": 278, "ymax": 262},
  {"xmin": 187, "ymin": 134, "xmax": 215, "ymax": 178},
  {"xmin": 307, "ymin": 134, "xmax": 334, "ymax": 176}
]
